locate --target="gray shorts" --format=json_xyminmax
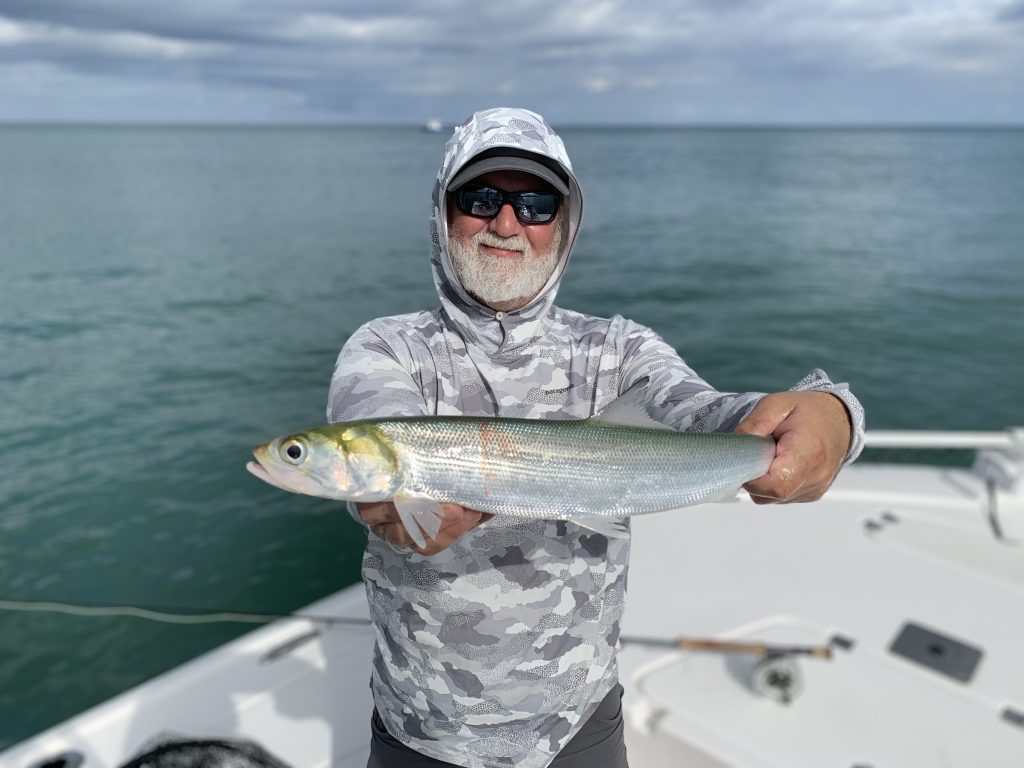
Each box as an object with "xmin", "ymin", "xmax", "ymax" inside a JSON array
[{"xmin": 366, "ymin": 683, "xmax": 628, "ymax": 768}]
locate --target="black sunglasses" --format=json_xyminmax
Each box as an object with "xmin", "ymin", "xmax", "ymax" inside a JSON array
[{"xmin": 453, "ymin": 184, "xmax": 562, "ymax": 225}]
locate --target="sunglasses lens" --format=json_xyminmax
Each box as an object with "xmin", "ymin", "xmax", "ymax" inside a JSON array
[
  {"xmin": 459, "ymin": 187, "xmax": 503, "ymax": 218},
  {"xmin": 456, "ymin": 186, "xmax": 561, "ymax": 224},
  {"xmin": 516, "ymin": 192, "xmax": 558, "ymax": 223}
]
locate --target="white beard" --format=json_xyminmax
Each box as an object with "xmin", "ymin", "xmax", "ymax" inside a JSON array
[{"xmin": 448, "ymin": 226, "xmax": 562, "ymax": 309}]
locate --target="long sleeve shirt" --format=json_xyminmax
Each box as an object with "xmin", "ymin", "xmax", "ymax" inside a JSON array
[{"xmin": 326, "ymin": 107, "xmax": 865, "ymax": 768}]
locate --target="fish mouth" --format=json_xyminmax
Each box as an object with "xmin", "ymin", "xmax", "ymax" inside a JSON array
[
  {"xmin": 246, "ymin": 458, "xmax": 275, "ymax": 484},
  {"xmin": 247, "ymin": 443, "xmax": 303, "ymax": 494}
]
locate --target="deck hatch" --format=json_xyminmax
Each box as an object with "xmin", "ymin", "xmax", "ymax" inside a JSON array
[{"xmin": 889, "ymin": 622, "xmax": 982, "ymax": 683}]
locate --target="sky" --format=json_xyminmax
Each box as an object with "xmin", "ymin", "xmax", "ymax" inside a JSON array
[{"xmin": 1, "ymin": 0, "xmax": 1022, "ymax": 125}]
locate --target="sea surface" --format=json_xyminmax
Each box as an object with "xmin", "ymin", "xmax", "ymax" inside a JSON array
[{"xmin": 1, "ymin": 126, "xmax": 1022, "ymax": 750}]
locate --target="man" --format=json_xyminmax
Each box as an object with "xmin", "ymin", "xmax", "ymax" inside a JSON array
[{"xmin": 328, "ymin": 107, "xmax": 864, "ymax": 768}]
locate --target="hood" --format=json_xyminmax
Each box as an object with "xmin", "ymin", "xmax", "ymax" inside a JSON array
[{"xmin": 429, "ymin": 107, "xmax": 584, "ymax": 356}]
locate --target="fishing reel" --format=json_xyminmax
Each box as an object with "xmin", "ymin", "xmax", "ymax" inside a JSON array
[{"xmin": 749, "ymin": 653, "xmax": 804, "ymax": 705}]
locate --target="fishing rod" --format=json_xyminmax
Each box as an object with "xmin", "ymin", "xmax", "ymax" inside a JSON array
[
  {"xmin": 619, "ymin": 634, "xmax": 833, "ymax": 659},
  {"xmin": 0, "ymin": 598, "xmax": 834, "ymax": 659}
]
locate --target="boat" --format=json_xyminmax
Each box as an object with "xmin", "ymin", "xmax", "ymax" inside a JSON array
[
  {"xmin": 4, "ymin": 429, "xmax": 1023, "ymax": 767},
  {"xmin": 423, "ymin": 119, "xmax": 444, "ymax": 134}
]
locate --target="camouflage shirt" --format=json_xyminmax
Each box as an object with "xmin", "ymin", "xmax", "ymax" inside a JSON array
[{"xmin": 327, "ymin": 108, "xmax": 866, "ymax": 768}]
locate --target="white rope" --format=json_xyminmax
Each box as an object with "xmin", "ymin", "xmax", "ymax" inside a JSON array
[{"xmin": 0, "ymin": 599, "xmax": 372, "ymax": 627}]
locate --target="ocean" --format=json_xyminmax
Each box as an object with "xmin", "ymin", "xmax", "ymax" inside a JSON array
[{"xmin": 1, "ymin": 125, "xmax": 1022, "ymax": 750}]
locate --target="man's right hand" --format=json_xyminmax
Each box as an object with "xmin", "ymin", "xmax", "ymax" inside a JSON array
[{"xmin": 356, "ymin": 501, "xmax": 492, "ymax": 555}]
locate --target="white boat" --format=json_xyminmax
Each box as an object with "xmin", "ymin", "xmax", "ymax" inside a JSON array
[
  {"xmin": 423, "ymin": 119, "xmax": 444, "ymax": 134},
  {"xmin": 4, "ymin": 429, "xmax": 1024, "ymax": 768}
]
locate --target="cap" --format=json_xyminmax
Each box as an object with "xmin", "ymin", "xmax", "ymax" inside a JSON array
[{"xmin": 448, "ymin": 148, "xmax": 570, "ymax": 196}]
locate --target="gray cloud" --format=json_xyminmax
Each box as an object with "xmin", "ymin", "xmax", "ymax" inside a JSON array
[
  {"xmin": 997, "ymin": 1, "xmax": 1024, "ymax": 21},
  {"xmin": 1, "ymin": 0, "xmax": 1022, "ymax": 123}
]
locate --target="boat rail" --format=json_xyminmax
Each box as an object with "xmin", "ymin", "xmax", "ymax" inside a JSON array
[
  {"xmin": 864, "ymin": 428, "xmax": 1023, "ymax": 452},
  {"xmin": 860, "ymin": 429, "xmax": 1024, "ymax": 542}
]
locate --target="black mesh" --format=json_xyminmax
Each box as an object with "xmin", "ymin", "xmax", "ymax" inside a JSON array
[{"xmin": 118, "ymin": 737, "xmax": 293, "ymax": 768}]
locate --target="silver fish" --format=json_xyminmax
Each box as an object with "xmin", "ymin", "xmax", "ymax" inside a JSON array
[{"xmin": 247, "ymin": 392, "xmax": 774, "ymax": 547}]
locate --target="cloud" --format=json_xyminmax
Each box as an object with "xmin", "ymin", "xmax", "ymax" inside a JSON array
[
  {"xmin": 283, "ymin": 12, "xmax": 432, "ymax": 43},
  {"xmin": 997, "ymin": 0, "xmax": 1024, "ymax": 21},
  {"xmin": 0, "ymin": 0, "xmax": 1022, "ymax": 123},
  {"xmin": 0, "ymin": 16, "xmax": 228, "ymax": 58}
]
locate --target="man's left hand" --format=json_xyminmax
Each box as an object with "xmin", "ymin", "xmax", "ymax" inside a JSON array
[
  {"xmin": 357, "ymin": 501, "xmax": 492, "ymax": 555},
  {"xmin": 734, "ymin": 391, "xmax": 852, "ymax": 504}
]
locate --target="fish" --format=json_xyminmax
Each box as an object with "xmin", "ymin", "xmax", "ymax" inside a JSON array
[{"xmin": 246, "ymin": 389, "xmax": 775, "ymax": 547}]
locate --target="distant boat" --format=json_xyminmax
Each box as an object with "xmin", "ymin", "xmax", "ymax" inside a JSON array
[{"xmin": 423, "ymin": 119, "xmax": 443, "ymax": 133}]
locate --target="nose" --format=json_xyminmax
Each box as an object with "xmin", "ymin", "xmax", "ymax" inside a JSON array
[{"xmin": 488, "ymin": 203, "xmax": 523, "ymax": 238}]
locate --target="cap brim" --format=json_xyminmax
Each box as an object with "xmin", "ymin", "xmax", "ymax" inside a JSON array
[{"xmin": 448, "ymin": 156, "xmax": 569, "ymax": 196}]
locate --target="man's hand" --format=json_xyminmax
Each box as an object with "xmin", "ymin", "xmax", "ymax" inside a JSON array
[
  {"xmin": 734, "ymin": 391, "xmax": 852, "ymax": 504},
  {"xmin": 356, "ymin": 501, "xmax": 492, "ymax": 555}
]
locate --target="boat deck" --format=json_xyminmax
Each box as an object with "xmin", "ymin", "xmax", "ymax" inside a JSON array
[
  {"xmin": 5, "ymin": 447, "xmax": 1024, "ymax": 768},
  {"xmin": 619, "ymin": 460, "xmax": 1024, "ymax": 767}
]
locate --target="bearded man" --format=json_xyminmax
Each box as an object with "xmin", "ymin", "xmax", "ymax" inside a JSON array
[{"xmin": 327, "ymin": 107, "xmax": 864, "ymax": 768}]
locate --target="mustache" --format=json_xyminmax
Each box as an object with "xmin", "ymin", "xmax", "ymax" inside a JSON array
[{"xmin": 472, "ymin": 231, "xmax": 531, "ymax": 254}]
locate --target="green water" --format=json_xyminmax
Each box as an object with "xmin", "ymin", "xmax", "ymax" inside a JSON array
[{"xmin": 1, "ymin": 126, "xmax": 1022, "ymax": 749}]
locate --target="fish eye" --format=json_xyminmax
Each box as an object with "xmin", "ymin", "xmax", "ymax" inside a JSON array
[{"xmin": 280, "ymin": 438, "xmax": 307, "ymax": 465}]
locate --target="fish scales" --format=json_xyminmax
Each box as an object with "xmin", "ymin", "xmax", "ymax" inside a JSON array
[{"xmin": 374, "ymin": 418, "xmax": 773, "ymax": 519}]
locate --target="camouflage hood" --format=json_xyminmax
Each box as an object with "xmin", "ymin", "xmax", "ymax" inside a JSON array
[{"xmin": 429, "ymin": 107, "xmax": 584, "ymax": 355}]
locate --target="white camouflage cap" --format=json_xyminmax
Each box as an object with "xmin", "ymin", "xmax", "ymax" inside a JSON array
[{"xmin": 447, "ymin": 148, "xmax": 570, "ymax": 196}]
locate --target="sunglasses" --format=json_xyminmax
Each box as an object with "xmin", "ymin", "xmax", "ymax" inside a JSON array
[{"xmin": 453, "ymin": 184, "xmax": 562, "ymax": 225}]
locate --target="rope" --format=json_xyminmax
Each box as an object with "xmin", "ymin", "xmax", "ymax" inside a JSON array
[
  {"xmin": 0, "ymin": 600, "xmax": 834, "ymax": 659},
  {"xmin": 0, "ymin": 599, "xmax": 372, "ymax": 627}
]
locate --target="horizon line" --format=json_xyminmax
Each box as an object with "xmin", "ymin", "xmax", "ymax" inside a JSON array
[{"xmin": 1, "ymin": 120, "xmax": 1022, "ymax": 131}]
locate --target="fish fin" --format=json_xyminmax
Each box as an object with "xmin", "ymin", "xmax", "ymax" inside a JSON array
[
  {"xmin": 713, "ymin": 487, "xmax": 743, "ymax": 503},
  {"xmin": 591, "ymin": 379, "xmax": 672, "ymax": 431},
  {"xmin": 393, "ymin": 496, "xmax": 447, "ymax": 549},
  {"xmin": 573, "ymin": 515, "xmax": 630, "ymax": 539}
]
